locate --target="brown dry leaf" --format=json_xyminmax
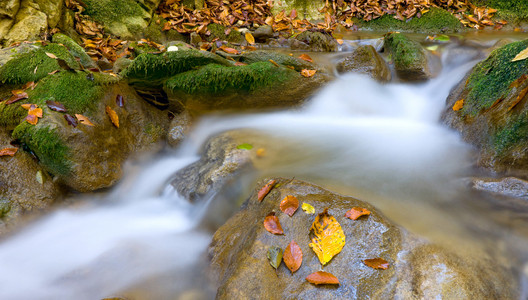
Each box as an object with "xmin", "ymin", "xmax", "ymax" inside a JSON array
[
  {"xmin": 75, "ymin": 114, "xmax": 95, "ymax": 126},
  {"xmin": 105, "ymin": 105, "xmax": 119, "ymax": 128},
  {"xmin": 280, "ymin": 195, "xmax": 299, "ymax": 217},
  {"xmin": 298, "ymin": 54, "xmax": 313, "ymax": 62},
  {"xmin": 363, "ymin": 258, "xmax": 389, "ymax": 270},
  {"xmin": 46, "ymin": 100, "xmax": 67, "ymax": 112},
  {"xmin": 45, "ymin": 52, "xmax": 58, "ymax": 59},
  {"xmin": 345, "ymin": 207, "xmax": 371, "ymax": 220},
  {"xmin": 512, "ymin": 47, "xmax": 528, "ymax": 62},
  {"xmin": 306, "ymin": 271, "xmax": 339, "ymax": 285},
  {"xmin": 22, "ymin": 81, "xmax": 36, "ymax": 90},
  {"xmin": 0, "ymin": 147, "xmax": 18, "ymax": 157},
  {"xmin": 26, "ymin": 114, "xmax": 38, "ymax": 125},
  {"xmin": 283, "ymin": 240, "xmax": 302, "ymax": 273},
  {"xmin": 336, "ymin": 39, "xmax": 344, "ymax": 45},
  {"xmin": 309, "ymin": 208, "xmax": 346, "ymax": 265},
  {"xmin": 264, "ymin": 212, "xmax": 284, "ymax": 235},
  {"xmin": 6, "ymin": 90, "xmax": 29, "ymax": 105},
  {"xmin": 245, "ymin": 31, "xmax": 255, "ymax": 45},
  {"xmin": 269, "ymin": 59, "xmax": 280, "ymax": 67},
  {"xmin": 301, "ymin": 69, "xmax": 316, "ymax": 78},
  {"xmin": 257, "ymin": 179, "xmax": 276, "ymax": 202},
  {"xmin": 452, "ymin": 99, "xmax": 464, "ymax": 111},
  {"xmin": 21, "ymin": 104, "xmax": 32, "ymax": 110},
  {"xmin": 508, "ymin": 86, "xmax": 528, "ymax": 111},
  {"xmin": 28, "ymin": 106, "xmax": 43, "ymax": 118},
  {"xmin": 64, "ymin": 114, "xmax": 78, "ymax": 127},
  {"xmin": 219, "ymin": 46, "xmax": 240, "ymax": 54}
]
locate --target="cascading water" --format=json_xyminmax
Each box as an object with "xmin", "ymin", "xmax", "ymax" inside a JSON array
[{"xmin": 0, "ymin": 39, "xmax": 526, "ymax": 299}]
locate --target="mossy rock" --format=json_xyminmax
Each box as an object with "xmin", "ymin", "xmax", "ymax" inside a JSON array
[
  {"xmin": 336, "ymin": 45, "xmax": 391, "ymax": 82},
  {"xmin": 207, "ymin": 23, "xmax": 244, "ymax": 44},
  {"xmin": 442, "ymin": 39, "xmax": 528, "ymax": 176},
  {"xmin": 471, "ymin": 0, "xmax": 528, "ymax": 23},
  {"xmin": 384, "ymin": 33, "xmax": 432, "ymax": 81},
  {"xmin": 0, "ymin": 102, "xmax": 26, "ymax": 130},
  {"xmin": 238, "ymin": 50, "xmax": 315, "ymax": 72},
  {"xmin": 0, "ymin": 43, "xmax": 79, "ymax": 85},
  {"xmin": 294, "ymin": 31, "xmax": 338, "ymax": 52},
  {"xmin": 358, "ymin": 7, "xmax": 464, "ymax": 33},
  {"xmin": 121, "ymin": 49, "xmax": 232, "ymax": 88},
  {"xmin": 51, "ymin": 33, "xmax": 98, "ymax": 69}
]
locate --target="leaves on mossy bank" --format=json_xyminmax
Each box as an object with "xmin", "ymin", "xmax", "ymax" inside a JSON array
[
  {"xmin": 105, "ymin": 106, "xmax": 119, "ymax": 128},
  {"xmin": 452, "ymin": 99, "xmax": 464, "ymax": 111},
  {"xmin": 5, "ymin": 90, "xmax": 29, "ymax": 105},
  {"xmin": 64, "ymin": 114, "xmax": 78, "ymax": 127},
  {"xmin": 512, "ymin": 47, "xmax": 528, "ymax": 62},
  {"xmin": 306, "ymin": 271, "xmax": 339, "ymax": 285},
  {"xmin": 280, "ymin": 195, "xmax": 299, "ymax": 217},
  {"xmin": 345, "ymin": 207, "xmax": 371, "ymax": 220},
  {"xmin": 75, "ymin": 114, "xmax": 95, "ymax": 126},
  {"xmin": 245, "ymin": 32, "xmax": 255, "ymax": 45},
  {"xmin": 258, "ymin": 179, "xmax": 276, "ymax": 202},
  {"xmin": 264, "ymin": 212, "xmax": 283, "ymax": 235},
  {"xmin": 283, "ymin": 240, "xmax": 302, "ymax": 273},
  {"xmin": 363, "ymin": 258, "xmax": 390, "ymax": 270},
  {"xmin": 23, "ymin": 104, "xmax": 43, "ymax": 125},
  {"xmin": 298, "ymin": 54, "xmax": 313, "ymax": 63},
  {"xmin": 267, "ymin": 246, "xmax": 283, "ymax": 270},
  {"xmin": 0, "ymin": 148, "xmax": 18, "ymax": 157},
  {"xmin": 46, "ymin": 100, "xmax": 67, "ymax": 112},
  {"xmin": 309, "ymin": 208, "xmax": 346, "ymax": 266},
  {"xmin": 301, "ymin": 69, "xmax": 316, "ymax": 78}
]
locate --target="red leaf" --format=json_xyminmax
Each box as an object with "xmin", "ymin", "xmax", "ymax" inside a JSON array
[
  {"xmin": 116, "ymin": 94, "xmax": 125, "ymax": 107},
  {"xmin": 290, "ymin": 9, "xmax": 297, "ymax": 19},
  {"xmin": 345, "ymin": 207, "xmax": 371, "ymax": 220},
  {"xmin": 264, "ymin": 212, "xmax": 283, "ymax": 235},
  {"xmin": 258, "ymin": 179, "xmax": 277, "ymax": 202},
  {"xmin": 306, "ymin": 271, "xmax": 339, "ymax": 285},
  {"xmin": 363, "ymin": 258, "xmax": 389, "ymax": 270},
  {"xmin": 46, "ymin": 100, "xmax": 67, "ymax": 112},
  {"xmin": 64, "ymin": 114, "xmax": 78, "ymax": 127},
  {"xmin": 283, "ymin": 240, "xmax": 302, "ymax": 273},
  {"xmin": 0, "ymin": 147, "xmax": 18, "ymax": 157},
  {"xmin": 219, "ymin": 46, "xmax": 240, "ymax": 54},
  {"xmin": 280, "ymin": 195, "xmax": 299, "ymax": 217},
  {"xmin": 25, "ymin": 114, "xmax": 38, "ymax": 125}
]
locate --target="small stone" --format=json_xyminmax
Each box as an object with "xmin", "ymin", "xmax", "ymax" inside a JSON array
[{"xmin": 190, "ymin": 32, "xmax": 202, "ymax": 45}]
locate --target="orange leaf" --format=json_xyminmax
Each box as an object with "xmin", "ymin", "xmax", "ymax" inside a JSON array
[
  {"xmin": 75, "ymin": 114, "xmax": 95, "ymax": 126},
  {"xmin": 345, "ymin": 207, "xmax": 371, "ymax": 220},
  {"xmin": 28, "ymin": 106, "xmax": 43, "ymax": 118},
  {"xmin": 283, "ymin": 240, "xmax": 302, "ymax": 273},
  {"xmin": 26, "ymin": 114, "xmax": 38, "ymax": 125},
  {"xmin": 269, "ymin": 59, "xmax": 280, "ymax": 67},
  {"xmin": 258, "ymin": 179, "xmax": 276, "ymax": 202},
  {"xmin": 280, "ymin": 195, "xmax": 299, "ymax": 217},
  {"xmin": 245, "ymin": 32, "xmax": 255, "ymax": 45},
  {"xmin": 363, "ymin": 258, "xmax": 389, "ymax": 270},
  {"xmin": 452, "ymin": 99, "xmax": 464, "ymax": 111},
  {"xmin": 105, "ymin": 105, "xmax": 119, "ymax": 128},
  {"xmin": 298, "ymin": 54, "xmax": 313, "ymax": 62},
  {"xmin": 309, "ymin": 208, "xmax": 346, "ymax": 265},
  {"xmin": 0, "ymin": 147, "xmax": 18, "ymax": 157},
  {"xmin": 336, "ymin": 39, "xmax": 344, "ymax": 45},
  {"xmin": 5, "ymin": 90, "xmax": 28, "ymax": 105},
  {"xmin": 264, "ymin": 212, "xmax": 283, "ymax": 235},
  {"xmin": 21, "ymin": 104, "xmax": 32, "ymax": 110},
  {"xmin": 301, "ymin": 69, "xmax": 316, "ymax": 78},
  {"xmin": 306, "ymin": 271, "xmax": 339, "ymax": 285},
  {"xmin": 219, "ymin": 46, "xmax": 240, "ymax": 54},
  {"xmin": 45, "ymin": 52, "xmax": 58, "ymax": 59},
  {"xmin": 22, "ymin": 81, "xmax": 36, "ymax": 90},
  {"xmin": 290, "ymin": 9, "xmax": 297, "ymax": 19}
]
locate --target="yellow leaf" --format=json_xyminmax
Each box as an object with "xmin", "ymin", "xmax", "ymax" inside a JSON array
[
  {"xmin": 452, "ymin": 99, "xmax": 464, "ymax": 111},
  {"xmin": 336, "ymin": 39, "xmax": 344, "ymax": 45},
  {"xmin": 301, "ymin": 69, "xmax": 317, "ymax": 78},
  {"xmin": 245, "ymin": 32, "xmax": 255, "ymax": 45},
  {"xmin": 512, "ymin": 47, "xmax": 528, "ymax": 62},
  {"xmin": 309, "ymin": 208, "xmax": 345, "ymax": 265},
  {"xmin": 75, "ymin": 114, "xmax": 95, "ymax": 126},
  {"xmin": 302, "ymin": 202, "xmax": 315, "ymax": 214},
  {"xmin": 105, "ymin": 105, "xmax": 119, "ymax": 128}
]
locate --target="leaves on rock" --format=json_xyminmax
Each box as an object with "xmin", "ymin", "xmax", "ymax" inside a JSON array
[
  {"xmin": 363, "ymin": 258, "xmax": 390, "ymax": 270},
  {"xmin": 302, "ymin": 202, "xmax": 315, "ymax": 214},
  {"xmin": 219, "ymin": 46, "xmax": 240, "ymax": 54},
  {"xmin": 258, "ymin": 179, "xmax": 276, "ymax": 202},
  {"xmin": 25, "ymin": 105, "xmax": 43, "ymax": 125},
  {"xmin": 268, "ymin": 59, "xmax": 280, "ymax": 67},
  {"xmin": 237, "ymin": 143, "xmax": 253, "ymax": 150},
  {"xmin": 267, "ymin": 246, "xmax": 283, "ymax": 270},
  {"xmin": 5, "ymin": 90, "xmax": 29, "ymax": 105},
  {"xmin": 105, "ymin": 105, "xmax": 119, "ymax": 128},
  {"xmin": 264, "ymin": 212, "xmax": 283, "ymax": 235},
  {"xmin": 309, "ymin": 208, "xmax": 346, "ymax": 266},
  {"xmin": 300, "ymin": 69, "xmax": 316, "ymax": 78},
  {"xmin": 306, "ymin": 271, "xmax": 339, "ymax": 285},
  {"xmin": 46, "ymin": 100, "xmax": 67, "ymax": 112},
  {"xmin": 245, "ymin": 32, "xmax": 255, "ymax": 45},
  {"xmin": 298, "ymin": 54, "xmax": 313, "ymax": 63},
  {"xmin": 512, "ymin": 47, "xmax": 528, "ymax": 62},
  {"xmin": 280, "ymin": 195, "xmax": 299, "ymax": 217},
  {"xmin": 283, "ymin": 240, "xmax": 302, "ymax": 273},
  {"xmin": 45, "ymin": 52, "xmax": 58, "ymax": 59},
  {"xmin": 345, "ymin": 207, "xmax": 371, "ymax": 220},
  {"xmin": 64, "ymin": 114, "xmax": 78, "ymax": 127},
  {"xmin": 0, "ymin": 148, "xmax": 18, "ymax": 157},
  {"xmin": 452, "ymin": 99, "xmax": 464, "ymax": 111},
  {"xmin": 75, "ymin": 114, "xmax": 95, "ymax": 126}
]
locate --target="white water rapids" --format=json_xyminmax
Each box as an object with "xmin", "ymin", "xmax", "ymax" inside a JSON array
[{"xmin": 0, "ymin": 41, "xmax": 525, "ymax": 299}]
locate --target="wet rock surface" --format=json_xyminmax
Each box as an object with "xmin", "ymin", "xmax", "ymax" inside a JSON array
[
  {"xmin": 384, "ymin": 33, "xmax": 434, "ymax": 81},
  {"xmin": 209, "ymin": 178, "xmax": 517, "ymax": 300},
  {"xmin": 336, "ymin": 45, "xmax": 391, "ymax": 82}
]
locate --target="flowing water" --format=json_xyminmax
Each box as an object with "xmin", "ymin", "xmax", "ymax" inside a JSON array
[{"xmin": 1, "ymin": 34, "xmax": 528, "ymax": 299}]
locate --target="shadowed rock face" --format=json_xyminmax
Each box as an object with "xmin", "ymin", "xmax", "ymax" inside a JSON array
[
  {"xmin": 209, "ymin": 178, "xmax": 517, "ymax": 300},
  {"xmin": 384, "ymin": 33, "xmax": 435, "ymax": 81},
  {"xmin": 336, "ymin": 45, "xmax": 391, "ymax": 82}
]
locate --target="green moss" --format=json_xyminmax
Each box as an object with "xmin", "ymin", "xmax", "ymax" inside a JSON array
[
  {"xmin": 239, "ymin": 50, "xmax": 313, "ymax": 71},
  {"xmin": 0, "ymin": 43, "xmax": 79, "ymax": 85},
  {"xmin": 0, "ymin": 199, "xmax": 10, "ymax": 218},
  {"xmin": 0, "ymin": 103, "xmax": 26, "ymax": 129},
  {"xmin": 384, "ymin": 33, "xmax": 425, "ymax": 69},
  {"xmin": 463, "ymin": 39, "xmax": 528, "ymax": 116},
  {"xmin": 130, "ymin": 42, "xmax": 161, "ymax": 57},
  {"xmin": 144, "ymin": 15, "xmax": 165, "ymax": 43},
  {"xmin": 29, "ymin": 71, "xmax": 114, "ymax": 114},
  {"xmin": 122, "ymin": 49, "xmax": 232, "ymax": 87},
  {"xmin": 12, "ymin": 123, "xmax": 71, "ymax": 175},
  {"xmin": 84, "ymin": 0, "xmax": 146, "ymax": 25},
  {"xmin": 358, "ymin": 7, "xmax": 463, "ymax": 33},
  {"xmin": 207, "ymin": 23, "xmax": 244, "ymax": 43},
  {"xmin": 471, "ymin": 0, "xmax": 528, "ymax": 22},
  {"xmin": 493, "ymin": 112, "xmax": 528, "ymax": 153},
  {"xmin": 51, "ymin": 33, "xmax": 96, "ymax": 68},
  {"xmin": 165, "ymin": 62, "xmax": 296, "ymax": 95},
  {"xmin": 296, "ymin": 31, "xmax": 337, "ymax": 51},
  {"xmin": 143, "ymin": 123, "xmax": 164, "ymax": 143}
]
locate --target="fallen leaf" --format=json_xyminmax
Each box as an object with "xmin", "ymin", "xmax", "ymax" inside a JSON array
[
  {"xmin": 237, "ymin": 143, "xmax": 253, "ymax": 150},
  {"xmin": 64, "ymin": 114, "xmax": 78, "ymax": 127},
  {"xmin": 452, "ymin": 99, "xmax": 464, "ymax": 111},
  {"xmin": 28, "ymin": 106, "xmax": 43, "ymax": 118},
  {"xmin": 336, "ymin": 39, "xmax": 344, "ymax": 45},
  {"xmin": 256, "ymin": 148, "xmax": 266, "ymax": 157},
  {"xmin": 219, "ymin": 46, "xmax": 240, "ymax": 54},
  {"xmin": 512, "ymin": 47, "xmax": 528, "ymax": 62},
  {"xmin": 363, "ymin": 258, "xmax": 389, "ymax": 270},
  {"xmin": 26, "ymin": 114, "xmax": 38, "ymax": 125},
  {"xmin": 0, "ymin": 147, "xmax": 18, "ymax": 157},
  {"xmin": 75, "ymin": 114, "xmax": 95, "ymax": 126},
  {"xmin": 345, "ymin": 207, "xmax": 371, "ymax": 220},
  {"xmin": 22, "ymin": 81, "xmax": 36, "ymax": 90},
  {"xmin": 6, "ymin": 90, "xmax": 29, "ymax": 105},
  {"xmin": 45, "ymin": 52, "xmax": 58, "ymax": 59},
  {"xmin": 283, "ymin": 240, "xmax": 302, "ymax": 273},
  {"xmin": 301, "ymin": 69, "xmax": 316, "ymax": 78},
  {"xmin": 46, "ymin": 100, "xmax": 67, "ymax": 112},
  {"xmin": 245, "ymin": 32, "xmax": 255, "ymax": 45},
  {"xmin": 269, "ymin": 59, "xmax": 280, "ymax": 67},
  {"xmin": 264, "ymin": 212, "xmax": 284, "ymax": 235},
  {"xmin": 116, "ymin": 94, "xmax": 125, "ymax": 107},
  {"xmin": 105, "ymin": 105, "xmax": 119, "ymax": 128},
  {"xmin": 280, "ymin": 195, "xmax": 299, "ymax": 217},
  {"xmin": 298, "ymin": 54, "xmax": 313, "ymax": 62},
  {"xmin": 36, "ymin": 170, "xmax": 44, "ymax": 184},
  {"xmin": 309, "ymin": 208, "xmax": 346, "ymax": 265},
  {"xmin": 306, "ymin": 271, "xmax": 339, "ymax": 285},
  {"xmin": 302, "ymin": 202, "xmax": 315, "ymax": 214},
  {"xmin": 258, "ymin": 179, "xmax": 277, "ymax": 202},
  {"xmin": 267, "ymin": 246, "xmax": 283, "ymax": 270}
]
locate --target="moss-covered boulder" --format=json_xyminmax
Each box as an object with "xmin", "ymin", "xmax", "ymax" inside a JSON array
[
  {"xmin": 293, "ymin": 31, "xmax": 338, "ymax": 52},
  {"xmin": 207, "ymin": 23, "xmax": 244, "ymax": 44},
  {"xmin": 239, "ymin": 50, "xmax": 315, "ymax": 72},
  {"xmin": 336, "ymin": 45, "xmax": 391, "ymax": 82},
  {"xmin": 51, "ymin": 33, "xmax": 98, "ymax": 69},
  {"xmin": 384, "ymin": 33, "xmax": 434, "ymax": 81},
  {"xmin": 210, "ymin": 178, "xmax": 517, "ymax": 299},
  {"xmin": 442, "ymin": 39, "xmax": 528, "ymax": 176},
  {"xmin": 8, "ymin": 71, "xmax": 169, "ymax": 192}
]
